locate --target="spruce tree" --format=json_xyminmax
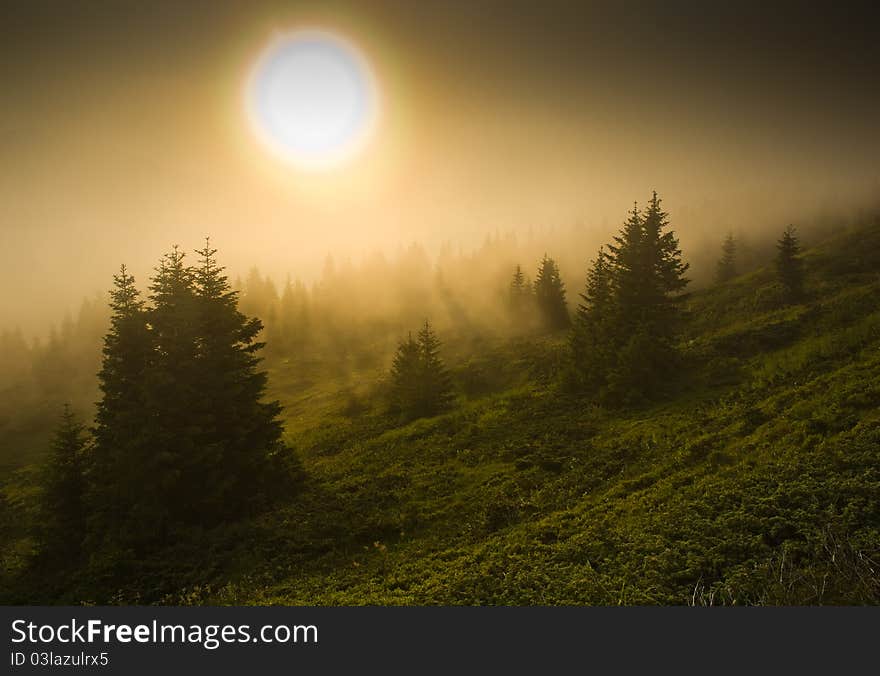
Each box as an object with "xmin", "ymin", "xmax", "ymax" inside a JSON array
[
  {"xmin": 38, "ymin": 405, "xmax": 87, "ymax": 568},
  {"xmin": 389, "ymin": 322, "xmax": 453, "ymax": 419},
  {"xmin": 508, "ymin": 264, "xmax": 532, "ymax": 323},
  {"xmin": 509, "ymin": 264, "xmax": 526, "ymax": 301},
  {"xmin": 775, "ymin": 225, "xmax": 804, "ymax": 302},
  {"xmin": 143, "ymin": 246, "xmax": 202, "ymax": 527},
  {"xmin": 90, "ymin": 264, "xmax": 158, "ymax": 545},
  {"xmin": 389, "ymin": 332, "xmax": 421, "ymax": 417},
  {"xmin": 570, "ymin": 248, "xmax": 613, "ymax": 388},
  {"xmin": 416, "ymin": 320, "xmax": 454, "ymax": 416},
  {"xmin": 533, "ymin": 255, "xmax": 570, "ymax": 330},
  {"xmin": 606, "ymin": 203, "xmax": 645, "ymax": 335},
  {"xmin": 715, "ymin": 233, "xmax": 737, "ymax": 283},
  {"xmin": 91, "ymin": 243, "xmax": 291, "ymax": 550},
  {"xmin": 640, "ymin": 191, "xmax": 689, "ymax": 337},
  {"xmin": 190, "ymin": 239, "xmax": 286, "ymax": 519},
  {"xmin": 581, "ymin": 192, "xmax": 689, "ymax": 401}
]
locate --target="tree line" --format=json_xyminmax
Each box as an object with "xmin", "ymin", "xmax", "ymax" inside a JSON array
[
  {"xmin": 28, "ymin": 195, "xmax": 808, "ymax": 596},
  {"xmin": 33, "ymin": 241, "xmax": 297, "ymax": 589}
]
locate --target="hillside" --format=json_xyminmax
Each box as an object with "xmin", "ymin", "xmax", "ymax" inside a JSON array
[
  {"xmin": 186, "ymin": 219, "xmax": 880, "ymax": 605},
  {"xmin": 3, "ymin": 220, "xmax": 880, "ymax": 605}
]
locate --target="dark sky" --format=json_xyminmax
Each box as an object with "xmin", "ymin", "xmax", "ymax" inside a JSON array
[{"xmin": 2, "ymin": 1, "xmax": 879, "ymax": 333}]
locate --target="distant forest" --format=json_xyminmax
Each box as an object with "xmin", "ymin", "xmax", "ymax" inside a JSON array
[
  {"xmin": 0, "ymin": 193, "xmax": 829, "ymax": 471},
  {"xmin": 2, "ymin": 192, "xmax": 877, "ymax": 605}
]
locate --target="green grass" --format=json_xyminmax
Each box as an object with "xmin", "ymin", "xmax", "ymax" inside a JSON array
[{"xmin": 3, "ymin": 219, "xmax": 880, "ymax": 605}]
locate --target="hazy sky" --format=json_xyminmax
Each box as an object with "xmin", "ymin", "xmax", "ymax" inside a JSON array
[{"xmin": 3, "ymin": 1, "xmax": 879, "ymax": 333}]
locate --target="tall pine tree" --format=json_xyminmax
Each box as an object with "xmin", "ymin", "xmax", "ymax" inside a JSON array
[
  {"xmin": 389, "ymin": 321, "xmax": 453, "ymax": 419},
  {"xmin": 89, "ymin": 243, "xmax": 292, "ymax": 554},
  {"xmin": 775, "ymin": 225, "xmax": 804, "ymax": 302},
  {"xmin": 190, "ymin": 239, "xmax": 286, "ymax": 519},
  {"xmin": 533, "ymin": 255, "xmax": 570, "ymax": 330},
  {"xmin": 508, "ymin": 264, "xmax": 533, "ymax": 325},
  {"xmin": 570, "ymin": 248, "xmax": 613, "ymax": 389},
  {"xmin": 416, "ymin": 320, "xmax": 454, "ymax": 415},
  {"xmin": 715, "ymin": 233, "xmax": 737, "ymax": 283},
  {"xmin": 37, "ymin": 405, "xmax": 87, "ymax": 569},
  {"xmin": 89, "ymin": 264, "xmax": 158, "ymax": 547},
  {"xmin": 571, "ymin": 193, "xmax": 689, "ymax": 401}
]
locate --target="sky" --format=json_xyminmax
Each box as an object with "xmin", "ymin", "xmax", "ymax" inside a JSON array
[{"xmin": 2, "ymin": 0, "xmax": 879, "ymax": 334}]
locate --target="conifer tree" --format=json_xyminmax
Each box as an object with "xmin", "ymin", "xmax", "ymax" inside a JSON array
[
  {"xmin": 639, "ymin": 191, "xmax": 689, "ymax": 336},
  {"xmin": 90, "ymin": 243, "xmax": 292, "ymax": 550},
  {"xmin": 570, "ymin": 248, "xmax": 613, "ymax": 388},
  {"xmin": 715, "ymin": 233, "xmax": 737, "ymax": 283},
  {"xmin": 190, "ymin": 239, "xmax": 285, "ymax": 519},
  {"xmin": 90, "ymin": 264, "xmax": 157, "ymax": 544},
  {"xmin": 509, "ymin": 264, "xmax": 524, "ymax": 302},
  {"xmin": 606, "ymin": 203, "xmax": 645, "ymax": 334},
  {"xmin": 389, "ymin": 332, "xmax": 421, "ymax": 417},
  {"xmin": 572, "ymin": 192, "xmax": 689, "ymax": 401},
  {"xmin": 533, "ymin": 255, "xmax": 570, "ymax": 330},
  {"xmin": 389, "ymin": 321, "xmax": 453, "ymax": 419},
  {"xmin": 508, "ymin": 264, "xmax": 532, "ymax": 322},
  {"xmin": 416, "ymin": 320, "xmax": 454, "ymax": 415},
  {"xmin": 775, "ymin": 225, "xmax": 804, "ymax": 302},
  {"xmin": 38, "ymin": 405, "xmax": 87, "ymax": 568},
  {"xmin": 142, "ymin": 246, "xmax": 201, "ymax": 527}
]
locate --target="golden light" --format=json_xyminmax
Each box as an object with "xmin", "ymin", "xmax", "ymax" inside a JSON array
[{"xmin": 245, "ymin": 29, "xmax": 379, "ymax": 170}]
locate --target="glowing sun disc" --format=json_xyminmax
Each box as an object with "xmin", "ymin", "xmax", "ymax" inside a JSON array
[{"xmin": 246, "ymin": 30, "xmax": 378, "ymax": 169}]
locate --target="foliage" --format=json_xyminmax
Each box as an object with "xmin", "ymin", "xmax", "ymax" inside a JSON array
[
  {"xmin": 776, "ymin": 225, "xmax": 805, "ymax": 302},
  {"xmin": 3, "ymin": 218, "xmax": 880, "ymax": 606},
  {"xmin": 716, "ymin": 233, "xmax": 737, "ymax": 283},
  {"xmin": 533, "ymin": 255, "xmax": 570, "ymax": 330},
  {"xmin": 389, "ymin": 321, "xmax": 454, "ymax": 420},
  {"xmin": 571, "ymin": 192, "xmax": 689, "ymax": 401}
]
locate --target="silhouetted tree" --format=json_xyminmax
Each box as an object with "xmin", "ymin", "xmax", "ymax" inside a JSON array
[
  {"xmin": 37, "ymin": 405, "xmax": 87, "ymax": 568},
  {"xmin": 189, "ymin": 239, "xmax": 287, "ymax": 520},
  {"xmin": 570, "ymin": 248, "xmax": 613, "ymax": 388},
  {"xmin": 416, "ymin": 320, "xmax": 454, "ymax": 414},
  {"xmin": 572, "ymin": 192, "xmax": 689, "ymax": 401},
  {"xmin": 389, "ymin": 332, "xmax": 421, "ymax": 416},
  {"xmin": 89, "ymin": 264, "xmax": 157, "ymax": 546},
  {"xmin": 389, "ymin": 321, "xmax": 453, "ymax": 419},
  {"xmin": 508, "ymin": 264, "xmax": 533, "ymax": 324},
  {"xmin": 90, "ymin": 244, "xmax": 292, "ymax": 554},
  {"xmin": 715, "ymin": 233, "xmax": 737, "ymax": 283},
  {"xmin": 775, "ymin": 225, "xmax": 804, "ymax": 302},
  {"xmin": 533, "ymin": 255, "xmax": 570, "ymax": 330}
]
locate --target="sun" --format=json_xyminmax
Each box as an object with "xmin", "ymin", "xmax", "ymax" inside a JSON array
[{"xmin": 246, "ymin": 29, "xmax": 379, "ymax": 170}]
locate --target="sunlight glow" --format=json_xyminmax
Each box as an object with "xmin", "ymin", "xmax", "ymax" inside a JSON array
[{"xmin": 246, "ymin": 30, "xmax": 378, "ymax": 170}]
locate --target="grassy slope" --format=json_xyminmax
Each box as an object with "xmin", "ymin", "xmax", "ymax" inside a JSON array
[
  {"xmin": 185, "ymin": 220, "xmax": 880, "ymax": 605},
  {"xmin": 3, "ymin": 221, "xmax": 878, "ymax": 605}
]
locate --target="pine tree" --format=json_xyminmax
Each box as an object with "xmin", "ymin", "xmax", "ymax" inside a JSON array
[
  {"xmin": 570, "ymin": 248, "xmax": 614, "ymax": 388},
  {"xmin": 606, "ymin": 203, "xmax": 645, "ymax": 335},
  {"xmin": 190, "ymin": 239, "xmax": 286, "ymax": 519},
  {"xmin": 416, "ymin": 320, "xmax": 454, "ymax": 415},
  {"xmin": 90, "ymin": 243, "xmax": 293, "ymax": 551},
  {"xmin": 715, "ymin": 233, "xmax": 737, "ymax": 283},
  {"xmin": 89, "ymin": 264, "xmax": 157, "ymax": 545},
  {"xmin": 640, "ymin": 191, "xmax": 690, "ymax": 332},
  {"xmin": 509, "ymin": 265, "xmax": 526, "ymax": 305},
  {"xmin": 389, "ymin": 332, "xmax": 421, "ymax": 417},
  {"xmin": 508, "ymin": 264, "xmax": 532, "ymax": 323},
  {"xmin": 389, "ymin": 321, "xmax": 453, "ymax": 419},
  {"xmin": 574, "ymin": 192, "xmax": 689, "ymax": 401},
  {"xmin": 142, "ymin": 246, "xmax": 201, "ymax": 528},
  {"xmin": 533, "ymin": 255, "xmax": 570, "ymax": 330},
  {"xmin": 775, "ymin": 225, "xmax": 804, "ymax": 302},
  {"xmin": 38, "ymin": 405, "xmax": 87, "ymax": 568}
]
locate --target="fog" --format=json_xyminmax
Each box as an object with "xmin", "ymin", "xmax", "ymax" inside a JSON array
[{"xmin": 2, "ymin": 1, "xmax": 879, "ymax": 337}]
